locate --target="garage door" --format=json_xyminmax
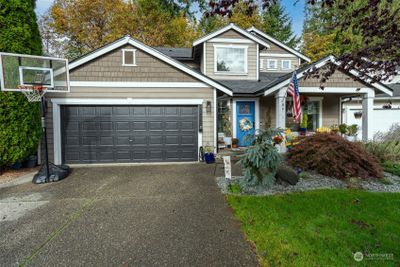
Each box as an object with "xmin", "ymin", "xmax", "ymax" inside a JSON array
[{"xmin": 61, "ymin": 105, "xmax": 199, "ymax": 164}]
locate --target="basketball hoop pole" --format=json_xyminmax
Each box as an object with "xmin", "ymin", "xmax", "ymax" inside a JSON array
[{"xmin": 41, "ymin": 96, "xmax": 50, "ymax": 183}]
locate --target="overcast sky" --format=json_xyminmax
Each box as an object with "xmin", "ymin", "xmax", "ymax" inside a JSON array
[{"xmin": 35, "ymin": 0, "xmax": 305, "ymax": 36}]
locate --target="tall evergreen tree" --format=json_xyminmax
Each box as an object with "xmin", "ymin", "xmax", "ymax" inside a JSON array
[
  {"xmin": 0, "ymin": 0, "xmax": 43, "ymax": 167},
  {"xmin": 0, "ymin": 0, "xmax": 42, "ymax": 54},
  {"xmin": 261, "ymin": 1, "xmax": 299, "ymax": 48}
]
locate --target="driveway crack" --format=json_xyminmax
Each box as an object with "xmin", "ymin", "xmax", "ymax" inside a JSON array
[{"xmin": 18, "ymin": 196, "xmax": 96, "ymax": 267}]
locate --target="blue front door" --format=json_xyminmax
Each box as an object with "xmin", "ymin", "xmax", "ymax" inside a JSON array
[{"xmin": 236, "ymin": 101, "xmax": 255, "ymax": 146}]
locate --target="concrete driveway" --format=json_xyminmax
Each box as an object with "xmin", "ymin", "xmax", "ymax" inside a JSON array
[{"xmin": 0, "ymin": 163, "xmax": 258, "ymax": 266}]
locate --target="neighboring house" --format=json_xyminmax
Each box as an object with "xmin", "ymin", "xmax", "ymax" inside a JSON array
[{"xmin": 44, "ymin": 23, "xmax": 394, "ymax": 165}]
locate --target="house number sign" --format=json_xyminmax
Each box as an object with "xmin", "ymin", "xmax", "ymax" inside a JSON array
[{"xmin": 223, "ymin": 156, "xmax": 232, "ymax": 179}]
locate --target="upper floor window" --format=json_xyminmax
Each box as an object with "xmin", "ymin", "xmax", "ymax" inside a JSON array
[
  {"xmin": 282, "ymin": 60, "xmax": 291, "ymax": 70},
  {"xmin": 267, "ymin": 59, "xmax": 278, "ymax": 70},
  {"xmin": 122, "ymin": 49, "xmax": 136, "ymax": 66},
  {"xmin": 214, "ymin": 45, "xmax": 247, "ymax": 74}
]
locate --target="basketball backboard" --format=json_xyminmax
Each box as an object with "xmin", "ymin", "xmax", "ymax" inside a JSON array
[{"xmin": 0, "ymin": 52, "xmax": 70, "ymax": 92}]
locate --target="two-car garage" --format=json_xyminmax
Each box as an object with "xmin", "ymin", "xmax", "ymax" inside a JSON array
[{"xmin": 60, "ymin": 105, "xmax": 199, "ymax": 164}]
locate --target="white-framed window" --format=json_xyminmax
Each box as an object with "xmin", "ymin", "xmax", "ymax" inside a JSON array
[
  {"xmin": 286, "ymin": 97, "xmax": 323, "ymax": 131},
  {"xmin": 214, "ymin": 45, "xmax": 248, "ymax": 74},
  {"xmin": 260, "ymin": 58, "xmax": 265, "ymax": 70},
  {"xmin": 267, "ymin": 59, "xmax": 278, "ymax": 70},
  {"xmin": 281, "ymin": 60, "xmax": 292, "ymax": 70},
  {"xmin": 122, "ymin": 49, "xmax": 136, "ymax": 66}
]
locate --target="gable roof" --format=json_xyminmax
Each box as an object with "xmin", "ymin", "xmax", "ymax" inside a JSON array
[
  {"xmin": 263, "ymin": 55, "xmax": 393, "ymax": 96},
  {"xmin": 69, "ymin": 36, "xmax": 232, "ymax": 96},
  {"xmin": 193, "ymin": 23, "xmax": 271, "ymax": 48},
  {"xmin": 247, "ymin": 27, "xmax": 311, "ymax": 62}
]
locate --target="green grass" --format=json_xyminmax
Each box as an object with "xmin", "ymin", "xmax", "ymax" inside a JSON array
[
  {"xmin": 227, "ymin": 190, "xmax": 400, "ymax": 266},
  {"xmin": 383, "ymin": 161, "xmax": 400, "ymax": 176}
]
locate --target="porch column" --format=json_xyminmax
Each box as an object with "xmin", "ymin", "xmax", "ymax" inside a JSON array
[
  {"xmin": 275, "ymin": 88, "xmax": 286, "ymax": 129},
  {"xmin": 362, "ymin": 90, "xmax": 374, "ymax": 141}
]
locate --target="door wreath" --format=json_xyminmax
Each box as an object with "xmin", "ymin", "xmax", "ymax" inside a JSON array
[{"xmin": 239, "ymin": 118, "xmax": 253, "ymax": 131}]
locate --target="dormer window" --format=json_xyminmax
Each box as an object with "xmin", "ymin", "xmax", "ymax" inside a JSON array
[
  {"xmin": 267, "ymin": 59, "xmax": 278, "ymax": 70},
  {"xmin": 282, "ymin": 60, "xmax": 291, "ymax": 70},
  {"xmin": 122, "ymin": 49, "xmax": 136, "ymax": 66},
  {"xmin": 214, "ymin": 45, "xmax": 248, "ymax": 74}
]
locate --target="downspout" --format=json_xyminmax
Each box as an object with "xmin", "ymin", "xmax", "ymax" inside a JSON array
[{"xmin": 340, "ymin": 95, "xmax": 359, "ymax": 124}]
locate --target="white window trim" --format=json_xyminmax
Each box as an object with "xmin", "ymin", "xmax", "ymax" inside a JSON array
[
  {"xmin": 209, "ymin": 38, "xmax": 254, "ymax": 44},
  {"xmin": 267, "ymin": 59, "xmax": 278, "ymax": 70},
  {"xmin": 260, "ymin": 58, "xmax": 265, "ymax": 70},
  {"xmin": 51, "ymin": 98, "xmax": 204, "ymax": 165},
  {"xmin": 286, "ymin": 96, "xmax": 323, "ymax": 130},
  {"xmin": 122, "ymin": 49, "xmax": 137, "ymax": 66},
  {"xmin": 70, "ymin": 81, "xmax": 209, "ymax": 88},
  {"xmin": 256, "ymin": 44, "xmax": 259, "ymax": 80},
  {"xmin": 306, "ymin": 97, "xmax": 323, "ymax": 129},
  {"xmin": 281, "ymin": 59, "xmax": 292, "ymax": 70},
  {"xmin": 213, "ymin": 44, "xmax": 248, "ymax": 75},
  {"xmin": 260, "ymin": 53, "xmax": 299, "ymax": 58}
]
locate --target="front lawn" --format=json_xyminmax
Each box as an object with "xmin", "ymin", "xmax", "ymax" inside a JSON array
[{"xmin": 227, "ymin": 190, "xmax": 400, "ymax": 266}]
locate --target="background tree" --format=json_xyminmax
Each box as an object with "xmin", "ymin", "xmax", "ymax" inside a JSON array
[
  {"xmin": 198, "ymin": 0, "xmax": 263, "ymax": 34},
  {"xmin": 49, "ymin": 0, "xmax": 127, "ymax": 59},
  {"xmin": 113, "ymin": 0, "xmax": 200, "ymax": 48},
  {"xmin": 47, "ymin": 0, "xmax": 200, "ymax": 59},
  {"xmin": 38, "ymin": 12, "xmax": 67, "ymax": 57},
  {"xmin": 0, "ymin": 0, "xmax": 43, "ymax": 168},
  {"xmin": 198, "ymin": 15, "xmax": 227, "ymax": 35},
  {"xmin": 261, "ymin": 1, "xmax": 300, "ymax": 48},
  {"xmin": 229, "ymin": 1, "xmax": 263, "ymax": 29}
]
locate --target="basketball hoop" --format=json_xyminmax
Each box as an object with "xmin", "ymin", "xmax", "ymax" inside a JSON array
[{"xmin": 18, "ymin": 85, "xmax": 47, "ymax": 102}]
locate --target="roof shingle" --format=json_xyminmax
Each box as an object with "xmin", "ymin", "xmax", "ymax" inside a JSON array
[{"xmin": 153, "ymin": 47, "xmax": 193, "ymax": 59}]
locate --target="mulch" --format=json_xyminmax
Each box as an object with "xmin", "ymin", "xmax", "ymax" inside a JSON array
[{"xmin": 0, "ymin": 166, "xmax": 39, "ymax": 185}]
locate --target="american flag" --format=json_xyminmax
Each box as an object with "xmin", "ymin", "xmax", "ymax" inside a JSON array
[{"xmin": 287, "ymin": 71, "xmax": 302, "ymax": 123}]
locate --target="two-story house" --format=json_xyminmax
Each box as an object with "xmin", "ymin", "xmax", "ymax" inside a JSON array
[{"xmin": 44, "ymin": 23, "xmax": 394, "ymax": 165}]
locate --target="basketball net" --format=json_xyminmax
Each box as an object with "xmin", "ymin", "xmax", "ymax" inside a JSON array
[
  {"xmin": 18, "ymin": 73, "xmax": 47, "ymax": 102},
  {"xmin": 18, "ymin": 85, "xmax": 47, "ymax": 102}
]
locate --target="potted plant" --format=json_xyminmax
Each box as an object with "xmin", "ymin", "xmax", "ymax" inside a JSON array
[
  {"xmin": 299, "ymin": 113, "xmax": 308, "ymax": 134},
  {"xmin": 222, "ymin": 112, "xmax": 232, "ymax": 147},
  {"xmin": 272, "ymin": 135, "xmax": 284, "ymax": 146},
  {"xmin": 204, "ymin": 146, "xmax": 215, "ymax": 164},
  {"xmin": 10, "ymin": 161, "xmax": 22, "ymax": 170},
  {"xmin": 346, "ymin": 124, "xmax": 359, "ymax": 141},
  {"xmin": 338, "ymin": 123, "xmax": 348, "ymax": 136},
  {"xmin": 232, "ymin": 138, "xmax": 239, "ymax": 148},
  {"xmin": 330, "ymin": 125, "xmax": 339, "ymax": 134},
  {"xmin": 24, "ymin": 155, "xmax": 37, "ymax": 168},
  {"xmin": 354, "ymin": 111, "xmax": 362, "ymax": 119}
]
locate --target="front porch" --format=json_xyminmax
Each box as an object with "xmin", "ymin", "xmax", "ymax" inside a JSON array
[{"xmin": 217, "ymin": 87, "xmax": 375, "ymax": 148}]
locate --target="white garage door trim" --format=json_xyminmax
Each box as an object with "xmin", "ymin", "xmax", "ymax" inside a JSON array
[{"xmin": 51, "ymin": 98, "xmax": 204, "ymax": 165}]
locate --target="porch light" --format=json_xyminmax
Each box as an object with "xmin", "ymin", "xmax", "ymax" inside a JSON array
[{"xmin": 206, "ymin": 101, "xmax": 212, "ymax": 113}]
